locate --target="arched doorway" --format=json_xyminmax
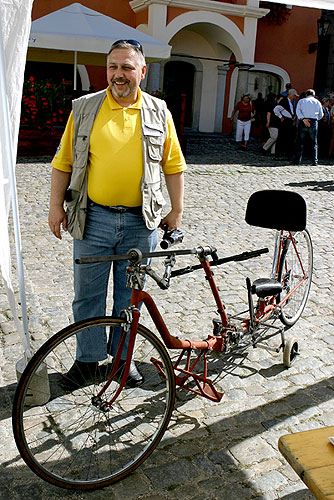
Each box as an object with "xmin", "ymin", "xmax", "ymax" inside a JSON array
[
  {"xmin": 163, "ymin": 61, "xmax": 195, "ymax": 131},
  {"xmin": 248, "ymin": 71, "xmax": 281, "ymax": 99}
]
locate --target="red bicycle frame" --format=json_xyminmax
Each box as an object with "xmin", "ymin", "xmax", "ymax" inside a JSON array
[{"xmin": 100, "ymin": 230, "xmax": 309, "ymax": 404}]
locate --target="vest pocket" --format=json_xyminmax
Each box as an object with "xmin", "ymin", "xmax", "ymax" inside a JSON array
[
  {"xmin": 74, "ymin": 135, "xmax": 89, "ymax": 169},
  {"xmin": 75, "ymin": 134, "xmax": 89, "ymax": 151},
  {"xmin": 142, "ymin": 181, "xmax": 165, "ymax": 229},
  {"xmin": 147, "ymin": 135, "xmax": 164, "ymax": 161},
  {"xmin": 66, "ymin": 190, "xmax": 86, "ymax": 240}
]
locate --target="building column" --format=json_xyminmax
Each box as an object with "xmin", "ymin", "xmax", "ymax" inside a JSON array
[
  {"xmin": 145, "ymin": 62, "xmax": 161, "ymax": 93},
  {"xmin": 235, "ymin": 64, "xmax": 253, "ymax": 104},
  {"xmin": 214, "ymin": 65, "xmax": 228, "ymax": 133}
]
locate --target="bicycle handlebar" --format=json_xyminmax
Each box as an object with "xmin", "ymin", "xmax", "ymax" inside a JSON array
[
  {"xmin": 75, "ymin": 248, "xmax": 197, "ymax": 265},
  {"xmin": 75, "ymin": 246, "xmax": 269, "ymax": 267},
  {"xmin": 171, "ymin": 247, "xmax": 269, "ymax": 277}
]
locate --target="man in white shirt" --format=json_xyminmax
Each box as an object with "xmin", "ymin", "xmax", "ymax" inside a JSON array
[{"xmin": 295, "ymin": 89, "xmax": 324, "ymax": 166}]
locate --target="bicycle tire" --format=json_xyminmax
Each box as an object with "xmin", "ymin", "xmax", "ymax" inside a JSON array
[
  {"xmin": 283, "ymin": 337, "xmax": 299, "ymax": 368},
  {"xmin": 12, "ymin": 317, "xmax": 175, "ymax": 490},
  {"xmin": 278, "ymin": 229, "xmax": 313, "ymax": 327}
]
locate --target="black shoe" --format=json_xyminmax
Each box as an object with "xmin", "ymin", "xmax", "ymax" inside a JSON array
[
  {"xmin": 61, "ymin": 360, "xmax": 108, "ymax": 390},
  {"xmin": 313, "ymin": 161, "xmax": 318, "ymax": 166},
  {"xmin": 116, "ymin": 359, "xmax": 144, "ymax": 388}
]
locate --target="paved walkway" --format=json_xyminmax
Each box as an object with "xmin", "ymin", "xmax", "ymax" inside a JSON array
[{"xmin": 1, "ymin": 135, "xmax": 334, "ymax": 499}]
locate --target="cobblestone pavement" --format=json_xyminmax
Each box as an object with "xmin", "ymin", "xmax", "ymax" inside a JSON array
[{"xmin": 1, "ymin": 135, "xmax": 334, "ymax": 499}]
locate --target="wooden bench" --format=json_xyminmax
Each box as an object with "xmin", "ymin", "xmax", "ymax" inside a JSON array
[{"xmin": 278, "ymin": 426, "xmax": 334, "ymax": 500}]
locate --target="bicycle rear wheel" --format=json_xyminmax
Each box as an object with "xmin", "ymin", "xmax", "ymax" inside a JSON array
[
  {"xmin": 13, "ymin": 317, "xmax": 175, "ymax": 490},
  {"xmin": 278, "ymin": 229, "xmax": 313, "ymax": 327}
]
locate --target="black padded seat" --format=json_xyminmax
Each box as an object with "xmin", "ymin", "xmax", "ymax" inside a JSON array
[
  {"xmin": 251, "ymin": 278, "xmax": 282, "ymax": 298},
  {"xmin": 245, "ymin": 190, "xmax": 306, "ymax": 231}
]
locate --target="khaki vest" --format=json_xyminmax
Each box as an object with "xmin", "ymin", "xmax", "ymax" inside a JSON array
[{"xmin": 65, "ymin": 89, "xmax": 168, "ymax": 239}]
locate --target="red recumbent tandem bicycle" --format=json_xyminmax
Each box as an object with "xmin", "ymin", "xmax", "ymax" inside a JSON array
[{"xmin": 12, "ymin": 190, "xmax": 313, "ymax": 490}]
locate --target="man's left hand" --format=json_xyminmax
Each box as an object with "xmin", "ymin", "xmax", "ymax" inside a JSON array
[{"xmin": 160, "ymin": 209, "xmax": 183, "ymax": 231}]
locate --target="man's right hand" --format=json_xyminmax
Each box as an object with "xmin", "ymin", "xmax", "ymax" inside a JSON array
[
  {"xmin": 49, "ymin": 168, "xmax": 71, "ymax": 239},
  {"xmin": 49, "ymin": 205, "xmax": 67, "ymax": 239}
]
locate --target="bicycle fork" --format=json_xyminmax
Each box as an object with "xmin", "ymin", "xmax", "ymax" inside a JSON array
[{"xmin": 96, "ymin": 307, "xmax": 140, "ymax": 410}]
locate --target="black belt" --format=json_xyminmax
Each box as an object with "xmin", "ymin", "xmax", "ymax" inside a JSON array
[
  {"xmin": 304, "ymin": 118, "xmax": 317, "ymax": 121},
  {"xmin": 89, "ymin": 200, "xmax": 142, "ymax": 214}
]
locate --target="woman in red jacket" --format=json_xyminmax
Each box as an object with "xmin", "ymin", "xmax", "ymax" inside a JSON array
[{"xmin": 230, "ymin": 94, "xmax": 255, "ymax": 150}]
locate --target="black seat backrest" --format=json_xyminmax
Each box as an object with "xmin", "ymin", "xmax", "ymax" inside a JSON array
[{"xmin": 245, "ymin": 190, "xmax": 306, "ymax": 231}]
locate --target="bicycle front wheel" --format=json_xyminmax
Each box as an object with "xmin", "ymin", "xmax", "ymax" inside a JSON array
[
  {"xmin": 13, "ymin": 317, "xmax": 175, "ymax": 490},
  {"xmin": 278, "ymin": 229, "xmax": 313, "ymax": 327}
]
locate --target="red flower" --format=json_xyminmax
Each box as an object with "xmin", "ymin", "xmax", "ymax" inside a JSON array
[{"xmin": 21, "ymin": 75, "xmax": 72, "ymax": 129}]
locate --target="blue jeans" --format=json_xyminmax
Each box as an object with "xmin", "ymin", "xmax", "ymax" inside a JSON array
[
  {"xmin": 73, "ymin": 202, "xmax": 158, "ymax": 362},
  {"xmin": 296, "ymin": 119, "xmax": 318, "ymax": 164}
]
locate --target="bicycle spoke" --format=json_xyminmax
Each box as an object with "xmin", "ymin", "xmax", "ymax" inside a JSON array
[
  {"xmin": 278, "ymin": 230, "xmax": 313, "ymax": 327},
  {"xmin": 13, "ymin": 318, "xmax": 175, "ymax": 490}
]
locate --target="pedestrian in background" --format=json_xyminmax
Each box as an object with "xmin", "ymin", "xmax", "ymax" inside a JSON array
[
  {"xmin": 261, "ymin": 95, "xmax": 281, "ymax": 156},
  {"xmin": 295, "ymin": 89, "xmax": 323, "ymax": 166},
  {"xmin": 318, "ymin": 97, "xmax": 332, "ymax": 158},
  {"xmin": 275, "ymin": 88, "xmax": 298, "ymax": 158},
  {"xmin": 230, "ymin": 93, "xmax": 255, "ymax": 151}
]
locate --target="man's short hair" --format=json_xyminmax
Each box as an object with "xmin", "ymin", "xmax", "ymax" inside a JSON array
[
  {"xmin": 107, "ymin": 40, "xmax": 146, "ymax": 67},
  {"xmin": 305, "ymin": 89, "xmax": 315, "ymax": 97}
]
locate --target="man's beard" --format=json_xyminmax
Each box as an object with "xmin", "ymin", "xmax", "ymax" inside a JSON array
[{"xmin": 111, "ymin": 80, "xmax": 131, "ymax": 99}]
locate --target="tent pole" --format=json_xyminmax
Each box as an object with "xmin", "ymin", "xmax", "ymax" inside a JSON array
[
  {"xmin": 0, "ymin": 21, "xmax": 31, "ymax": 360},
  {"xmin": 74, "ymin": 51, "xmax": 77, "ymax": 90}
]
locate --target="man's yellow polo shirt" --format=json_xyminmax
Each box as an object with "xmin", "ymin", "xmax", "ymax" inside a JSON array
[{"xmin": 52, "ymin": 88, "xmax": 186, "ymax": 207}]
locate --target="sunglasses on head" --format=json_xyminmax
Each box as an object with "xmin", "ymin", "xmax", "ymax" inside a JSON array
[{"xmin": 111, "ymin": 39, "xmax": 144, "ymax": 54}]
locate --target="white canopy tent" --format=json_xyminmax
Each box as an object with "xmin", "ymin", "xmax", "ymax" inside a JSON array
[
  {"xmin": 0, "ymin": 0, "xmax": 34, "ymax": 361},
  {"xmin": 29, "ymin": 2, "xmax": 171, "ymax": 89}
]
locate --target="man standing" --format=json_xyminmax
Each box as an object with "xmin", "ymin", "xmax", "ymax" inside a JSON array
[
  {"xmin": 275, "ymin": 88, "xmax": 298, "ymax": 158},
  {"xmin": 295, "ymin": 89, "xmax": 324, "ymax": 166},
  {"xmin": 48, "ymin": 40, "xmax": 186, "ymax": 387},
  {"xmin": 280, "ymin": 82, "xmax": 292, "ymax": 97}
]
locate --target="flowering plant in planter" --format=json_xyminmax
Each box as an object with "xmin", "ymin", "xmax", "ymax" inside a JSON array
[
  {"xmin": 148, "ymin": 89, "xmax": 167, "ymax": 100},
  {"xmin": 20, "ymin": 76, "xmax": 72, "ymax": 132}
]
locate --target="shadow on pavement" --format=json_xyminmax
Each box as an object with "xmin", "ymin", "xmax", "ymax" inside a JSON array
[
  {"xmin": 184, "ymin": 134, "xmax": 334, "ymax": 169},
  {"xmin": 278, "ymin": 491, "xmax": 315, "ymax": 500},
  {"xmin": 286, "ymin": 180, "xmax": 334, "ymax": 192},
  {"xmin": 3, "ymin": 371, "xmax": 333, "ymax": 498}
]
